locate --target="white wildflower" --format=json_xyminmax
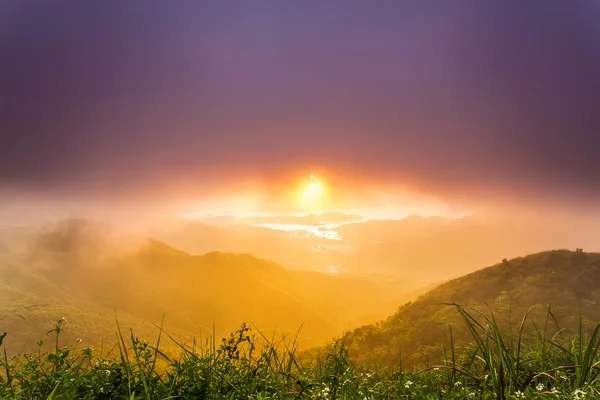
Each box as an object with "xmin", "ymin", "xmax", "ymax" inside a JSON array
[
  {"xmin": 536, "ymin": 383, "xmax": 544, "ymax": 391},
  {"xmin": 573, "ymin": 389, "xmax": 586, "ymax": 400}
]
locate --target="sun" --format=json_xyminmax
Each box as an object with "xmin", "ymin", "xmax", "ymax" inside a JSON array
[
  {"xmin": 303, "ymin": 180, "xmax": 323, "ymax": 200},
  {"xmin": 299, "ymin": 174, "xmax": 326, "ymax": 208}
]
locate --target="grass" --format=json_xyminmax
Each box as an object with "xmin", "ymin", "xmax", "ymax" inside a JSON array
[{"xmin": 1, "ymin": 306, "xmax": 600, "ymax": 399}]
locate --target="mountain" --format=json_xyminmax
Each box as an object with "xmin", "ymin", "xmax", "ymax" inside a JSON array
[
  {"xmin": 0, "ymin": 219, "xmax": 414, "ymax": 353},
  {"xmin": 335, "ymin": 250, "xmax": 600, "ymax": 366}
]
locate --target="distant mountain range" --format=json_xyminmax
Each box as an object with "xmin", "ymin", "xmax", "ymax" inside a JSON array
[
  {"xmin": 148, "ymin": 212, "xmax": 600, "ymax": 284},
  {"xmin": 0, "ymin": 219, "xmax": 413, "ymax": 353},
  {"xmin": 145, "ymin": 219, "xmax": 345, "ymax": 274}
]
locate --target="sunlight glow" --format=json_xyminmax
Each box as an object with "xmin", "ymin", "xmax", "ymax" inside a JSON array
[
  {"xmin": 299, "ymin": 175, "xmax": 327, "ymax": 209},
  {"xmin": 302, "ymin": 180, "xmax": 324, "ymax": 201}
]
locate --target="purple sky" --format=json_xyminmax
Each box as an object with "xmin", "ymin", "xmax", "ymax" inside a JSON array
[{"xmin": 1, "ymin": 1, "xmax": 599, "ymax": 215}]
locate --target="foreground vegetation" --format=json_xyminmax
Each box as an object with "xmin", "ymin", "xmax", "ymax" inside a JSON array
[{"xmin": 1, "ymin": 305, "xmax": 600, "ymax": 399}]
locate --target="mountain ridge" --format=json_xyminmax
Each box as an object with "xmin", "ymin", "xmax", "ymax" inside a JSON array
[{"xmin": 329, "ymin": 249, "xmax": 600, "ymax": 366}]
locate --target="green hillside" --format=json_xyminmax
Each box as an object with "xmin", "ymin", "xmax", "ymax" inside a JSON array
[{"xmin": 338, "ymin": 249, "xmax": 600, "ymax": 366}]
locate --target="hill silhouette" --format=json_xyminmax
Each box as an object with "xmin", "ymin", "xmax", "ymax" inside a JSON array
[
  {"xmin": 335, "ymin": 249, "xmax": 600, "ymax": 366},
  {"xmin": 145, "ymin": 219, "xmax": 335, "ymax": 272}
]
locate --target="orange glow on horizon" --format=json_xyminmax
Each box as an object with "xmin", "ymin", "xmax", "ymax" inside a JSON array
[{"xmin": 171, "ymin": 169, "xmax": 466, "ymax": 219}]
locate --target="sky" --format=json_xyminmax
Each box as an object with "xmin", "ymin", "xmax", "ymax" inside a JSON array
[{"xmin": 1, "ymin": 1, "xmax": 599, "ymax": 222}]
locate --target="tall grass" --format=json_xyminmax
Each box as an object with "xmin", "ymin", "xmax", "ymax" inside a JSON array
[
  {"xmin": 447, "ymin": 303, "xmax": 600, "ymax": 399},
  {"xmin": 1, "ymin": 306, "xmax": 600, "ymax": 399}
]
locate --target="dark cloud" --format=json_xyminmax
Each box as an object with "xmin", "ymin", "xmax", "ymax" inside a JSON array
[{"xmin": 1, "ymin": 1, "xmax": 599, "ymax": 207}]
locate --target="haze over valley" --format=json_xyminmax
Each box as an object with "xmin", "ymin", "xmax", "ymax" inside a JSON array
[{"xmin": 1, "ymin": 209, "xmax": 599, "ymax": 355}]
